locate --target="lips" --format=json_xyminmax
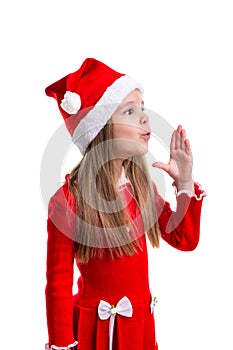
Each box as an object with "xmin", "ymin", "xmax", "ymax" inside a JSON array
[{"xmin": 141, "ymin": 132, "xmax": 151, "ymax": 140}]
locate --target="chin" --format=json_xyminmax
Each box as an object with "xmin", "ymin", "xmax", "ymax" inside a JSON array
[
  {"xmin": 113, "ymin": 140, "xmax": 149, "ymax": 158},
  {"xmin": 130, "ymin": 145, "xmax": 148, "ymax": 157}
]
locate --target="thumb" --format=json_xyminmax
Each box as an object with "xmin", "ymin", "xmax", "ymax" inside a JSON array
[{"xmin": 152, "ymin": 161, "xmax": 170, "ymax": 173}]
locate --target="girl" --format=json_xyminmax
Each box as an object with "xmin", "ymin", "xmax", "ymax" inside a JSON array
[{"xmin": 44, "ymin": 58, "xmax": 205, "ymax": 350}]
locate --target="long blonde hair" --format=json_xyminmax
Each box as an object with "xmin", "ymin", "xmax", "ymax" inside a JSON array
[{"xmin": 68, "ymin": 121, "xmax": 161, "ymax": 263}]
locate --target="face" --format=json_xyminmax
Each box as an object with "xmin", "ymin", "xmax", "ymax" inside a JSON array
[{"xmin": 111, "ymin": 89, "xmax": 151, "ymax": 158}]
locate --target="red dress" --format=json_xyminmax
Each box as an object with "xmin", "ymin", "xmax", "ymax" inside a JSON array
[{"xmin": 45, "ymin": 175, "xmax": 205, "ymax": 350}]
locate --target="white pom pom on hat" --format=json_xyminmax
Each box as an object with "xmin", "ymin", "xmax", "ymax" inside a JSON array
[
  {"xmin": 60, "ymin": 91, "xmax": 81, "ymax": 114},
  {"xmin": 45, "ymin": 58, "xmax": 144, "ymax": 154}
]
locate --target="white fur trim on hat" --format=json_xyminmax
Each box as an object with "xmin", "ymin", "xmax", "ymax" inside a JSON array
[{"xmin": 72, "ymin": 75, "xmax": 144, "ymax": 154}]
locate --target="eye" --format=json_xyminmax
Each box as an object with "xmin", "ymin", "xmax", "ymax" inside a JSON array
[{"xmin": 124, "ymin": 108, "xmax": 134, "ymax": 116}]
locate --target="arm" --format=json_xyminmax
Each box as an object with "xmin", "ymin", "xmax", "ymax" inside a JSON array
[
  {"xmin": 155, "ymin": 182, "xmax": 206, "ymax": 251},
  {"xmin": 45, "ymin": 182, "xmax": 77, "ymax": 347}
]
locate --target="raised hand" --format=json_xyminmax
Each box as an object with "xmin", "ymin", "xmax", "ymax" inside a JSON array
[{"xmin": 152, "ymin": 125, "xmax": 194, "ymax": 192}]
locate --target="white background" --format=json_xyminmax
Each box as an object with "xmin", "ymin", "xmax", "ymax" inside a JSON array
[{"xmin": 1, "ymin": 0, "xmax": 233, "ymax": 349}]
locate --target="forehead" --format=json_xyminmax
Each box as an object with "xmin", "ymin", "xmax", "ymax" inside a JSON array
[{"xmin": 121, "ymin": 89, "xmax": 143, "ymax": 105}]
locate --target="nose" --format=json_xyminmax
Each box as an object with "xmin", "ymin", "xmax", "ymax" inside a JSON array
[{"xmin": 140, "ymin": 110, "xmax": 149, "ymax": 126}]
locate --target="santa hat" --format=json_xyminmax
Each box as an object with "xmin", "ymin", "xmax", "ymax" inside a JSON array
[{"xmin": 45, "ymin": 58, "xmax": 143, "ymax": 154}]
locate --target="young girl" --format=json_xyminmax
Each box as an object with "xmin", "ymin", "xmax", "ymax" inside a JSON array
[{"xmin": 44, "ymin": 58, "xmax": 205, "ymax": 350}]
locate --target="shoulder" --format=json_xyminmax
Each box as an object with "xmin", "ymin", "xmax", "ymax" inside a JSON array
[
  {"xmin": 47, "ymin": 176, "xmax": 76, "ymax": 243},
  {"xmin": 49, "ymin": 174, "xmax": 75, "ymax": 211},
  {"xmin": 48, "ymin": 175, "xmax": 76, "ymax": 234}
]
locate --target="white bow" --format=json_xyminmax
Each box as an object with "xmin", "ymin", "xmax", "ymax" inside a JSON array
[{"xmin": 98, "ymin": 296, "xmax": 133, "ymax": 350}]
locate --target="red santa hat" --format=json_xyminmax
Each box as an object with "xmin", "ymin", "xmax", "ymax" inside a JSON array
[{"xmin": 45, "ymin": 58, "xmax": 144, "ymax": 154}]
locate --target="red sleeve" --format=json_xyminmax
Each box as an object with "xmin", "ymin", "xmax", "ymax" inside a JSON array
[
  {"xmin": 156, "ymin": 182, "xmax": 206, "ymax": 251},
  {"xmin": 45, "ymin": 180, "xmax": 77, "ymax": 347}
]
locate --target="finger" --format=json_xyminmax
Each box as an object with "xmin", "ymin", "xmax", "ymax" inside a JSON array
[
  {"xmin": 175, "ymin": 129, "xmax": 182, "ymax": 149},
  {"xmin": 180, "ymin": 129, "xmax": 187, "ymax": 150},
  {"xmin": 152, "ymin": 161, "xmax": 170, "ymax": 173},
  {"xmin": 177, "ymin": 125, "xmax": 182, "ymax": 132},
  {"xmin": 181, "ymin": 128, "xmax": 186, "ymax": 139},
  {"xmin": 170, "ymin": 130, "xmax": 176, "ymax": 151},
  {"xmin": 184, "ymin": 139, "xmax": 192, "ymax": 156},
  {"xmin": 176, "ymin": 125, "xmax": 185, "ymax": 149}
]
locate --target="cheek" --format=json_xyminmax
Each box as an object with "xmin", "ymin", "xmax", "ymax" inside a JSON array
[{"xmin": 113, "ymin": 124, "xmax": 138, "ymax": 139}]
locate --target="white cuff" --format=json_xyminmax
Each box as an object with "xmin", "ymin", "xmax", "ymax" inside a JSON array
[
  {"xmin": 45, "ymin": 341, "xmax": 78, "ymax": 350},
  {"xmin": 176, "ymin": 182, "xmax": 206, "ymax": 201},
  {"xmin": 177, "ymin": 189, "xmax": 194, "ymax": 197}
]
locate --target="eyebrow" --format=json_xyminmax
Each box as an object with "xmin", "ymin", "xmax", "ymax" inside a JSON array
[{"xmin": 121, "ymin": 100, "xmax": 144, "ymax": 107}]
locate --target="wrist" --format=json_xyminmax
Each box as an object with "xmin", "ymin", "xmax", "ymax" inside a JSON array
[{"xmin": 176, "ymin": 179, "xmax": 194, "ymax": 193}]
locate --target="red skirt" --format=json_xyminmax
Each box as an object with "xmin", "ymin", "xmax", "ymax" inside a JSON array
[{"xmin": 73, "ymin": 292, "xmax": 158, "ymax": 350}]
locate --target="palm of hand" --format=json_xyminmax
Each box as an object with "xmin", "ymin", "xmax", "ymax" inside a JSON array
[{"xmin": 153, "ymin": 125, "xmax": 193, "ymax": 185}]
